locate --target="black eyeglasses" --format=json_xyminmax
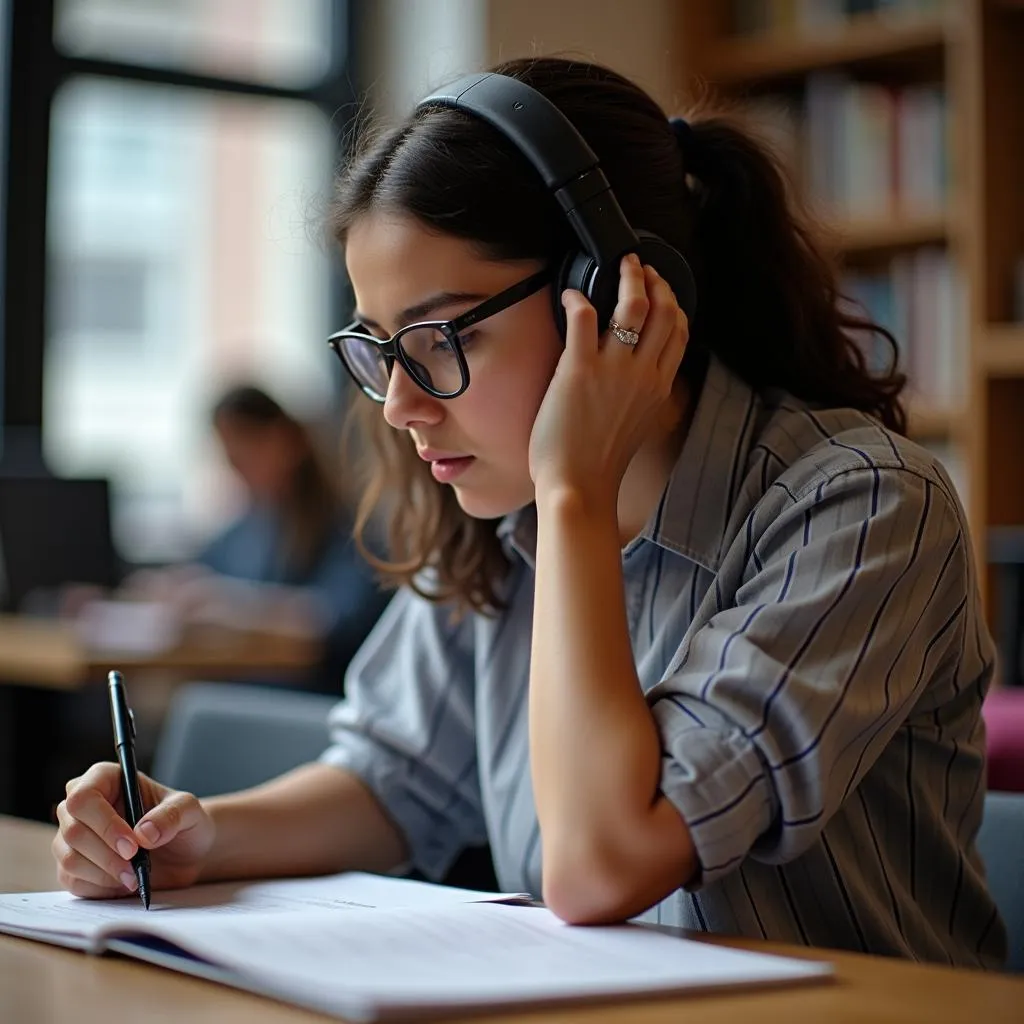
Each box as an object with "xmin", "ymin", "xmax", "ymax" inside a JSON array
[{"xmin": 327, "ymin": 267, "xmax": 551, "ymax": 403}]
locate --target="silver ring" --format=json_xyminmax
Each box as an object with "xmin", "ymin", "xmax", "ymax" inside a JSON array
[{"xmin": 608, "ymin": 319, "xmax": 640, "ymax": 347}]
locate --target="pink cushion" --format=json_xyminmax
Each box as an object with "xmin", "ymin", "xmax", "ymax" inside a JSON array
[{"xmin": 983, "ymin": 689, "xmax": 1024, "ymax": 793}]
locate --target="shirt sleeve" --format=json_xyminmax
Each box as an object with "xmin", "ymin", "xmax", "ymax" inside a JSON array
[
  {"xmin": 646, "ymin": 465, "xmax": 972, "ymax": 887},
  {"xmin": 319, "ymin": 586, "xmax": 487, "ymax": 880}
]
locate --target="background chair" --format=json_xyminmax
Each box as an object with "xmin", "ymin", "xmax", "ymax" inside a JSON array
[
  {"xmin": 152, "ymin": 681, "xmax": 337, "ymax": 797},
  {"xmin": 983, "ymin": 689, "xmax": 1024, "ymax": 793},
  {"xmin": 977, "ymin": 791, "xmax": 1024, "ymax": 972}
]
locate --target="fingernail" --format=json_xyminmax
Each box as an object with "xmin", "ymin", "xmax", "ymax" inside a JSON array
[
  {"xmin": 627, "ymin": 252, "xmax": 641, "ymax": 266},
  {"xmin": 138, "ymin": 821, "xmax": 160, "ymax": 844},
  {"xmin": 120, "ymin": 871, "xmax": 138, "ymax": 891},
  {"xmin": 116, "ymin": 837, "xmax": 135, "ymax": 859}
]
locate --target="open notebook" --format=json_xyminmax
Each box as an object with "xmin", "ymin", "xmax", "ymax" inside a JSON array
[{"xmin": 0, "ymin": 872, "xmax": 833, "ymax": 1021}]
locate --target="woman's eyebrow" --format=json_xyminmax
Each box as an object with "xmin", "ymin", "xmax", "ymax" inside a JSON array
[{"xmin": 354, "ymin": 290, "xmax": 489, "ymax": 331}]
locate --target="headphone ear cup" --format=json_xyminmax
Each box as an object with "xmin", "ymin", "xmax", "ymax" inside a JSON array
[
  {"xmin": 634, "ymin": 230, "xmax": 697, "ymax": 319},
  {"xmin": 551, "ymin": 233, "xmax": 697, "ymax": 340},
  {"xmin": 553, "ymin": 250, "xmax": 622, "ymax": 340}
]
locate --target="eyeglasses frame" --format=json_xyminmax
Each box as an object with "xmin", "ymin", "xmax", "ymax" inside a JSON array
[{"xmin": 327, "ymin": 266, "xmax": 552, "ymax": 403}]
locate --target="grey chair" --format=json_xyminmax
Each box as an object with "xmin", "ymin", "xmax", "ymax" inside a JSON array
[
  {"xmin": 977, "ymin": 791, "xmax": 1024, "ymax": 972},
  {"xmin": 151, "ymin": 682, "xmax": 338, "ymax": 797}
]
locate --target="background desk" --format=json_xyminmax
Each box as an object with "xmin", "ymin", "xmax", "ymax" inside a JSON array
[
  {"xmin": 0, "ymin": 614, "xmax": 320, "ymax": 690},
  {"xmin": 0, "ymin": 614, "xmax": 322, "ymax": 819},
  {"xmin": 2, "ymin": 816, "xmax": 1023, "ymax": 1024}
]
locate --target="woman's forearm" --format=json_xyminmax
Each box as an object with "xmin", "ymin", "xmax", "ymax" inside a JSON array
[
  {"xmin": 530, "ymin": 490, "xmax": 696, "ymax": 922},
  {"xmin": 198, "ymin": 762, "xmax": 408, "ymax": 883}
]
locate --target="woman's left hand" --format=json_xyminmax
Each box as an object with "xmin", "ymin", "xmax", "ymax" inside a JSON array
[{"xmin": 528, "ymin": 252, "xmax": 689, "ymax": 506}]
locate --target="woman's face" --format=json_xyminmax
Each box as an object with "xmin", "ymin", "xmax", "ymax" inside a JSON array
[{"xmin": 345, "ymin": 212, "xmax": 563, "ymax": 520}]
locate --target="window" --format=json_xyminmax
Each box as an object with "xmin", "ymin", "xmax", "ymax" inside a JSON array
[
  {"xmin": 45, "ymin": 74, "xmax": 338, "ymax": 560},
  {"xmin": 54, "ymin": 0, "xmax": 336, "ymax": 88},
  {"xmin": 52, "ymin": 256, "xmax": 149, "ymax": 335},
  {"xmin": 3, "ymin": 2, "xmax": 352, "ymax": 556}
]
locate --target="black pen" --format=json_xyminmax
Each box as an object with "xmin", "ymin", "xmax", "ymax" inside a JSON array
[{"xmin": 107, "ymin": 670, "xmax": 152, "ymax": 909}]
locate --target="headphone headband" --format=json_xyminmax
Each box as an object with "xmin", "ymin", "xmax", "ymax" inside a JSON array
[
  {"xmin": 416, "ymin": 72, "xmax": 638, "ymax": 265},
  {"xmin": 418, "ymin": 73, "xmax": 598, "ymax": 191}
]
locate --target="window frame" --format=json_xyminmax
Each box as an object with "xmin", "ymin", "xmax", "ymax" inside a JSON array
[{"xmin": 0, "ymin": 0, "xmax": 358, "ymax": 468}]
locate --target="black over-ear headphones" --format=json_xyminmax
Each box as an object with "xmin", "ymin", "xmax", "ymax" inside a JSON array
[{"xmin": 416, "ymin": 72, "xmax": 697, "ymax": 339}]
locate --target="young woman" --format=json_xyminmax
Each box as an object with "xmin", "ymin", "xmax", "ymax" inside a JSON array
[{"xmin": 53, "ymin": 57, "xmax": 1005, "ymax": 968}]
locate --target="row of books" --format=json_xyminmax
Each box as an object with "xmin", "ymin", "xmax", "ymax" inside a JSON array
[
  {"xmin": 842, "ymin": 246, "xmax": 964, "ymax": 406},
  {"xmin": 733, "ymin": 0, "xmax": 947, "ymax": 35},
  {"xmin": 744, "ymin": 76, "xmax": 948, "ymax": 220}
]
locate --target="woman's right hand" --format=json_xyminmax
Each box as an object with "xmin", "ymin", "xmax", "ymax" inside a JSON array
[{"xmin": 53, "ymin": 762, "xmax": 215, "ymax": 898}]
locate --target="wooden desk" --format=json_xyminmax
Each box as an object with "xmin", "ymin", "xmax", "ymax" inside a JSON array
[
  {"xmin": 0, "ymin": 616, "xmax": 322, "ymax": 818},
  {"xmin": 2, "ymin": 817, "xmax": 1023, "ymax": 1024},
  {"xmin": 0, "ymin": 614, "xmax": 321, "ymax": 690}
]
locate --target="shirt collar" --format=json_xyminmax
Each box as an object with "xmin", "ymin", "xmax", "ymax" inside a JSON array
[
  {"xmin": 645, "ymin": 355, "xmax": 760, "ymax": 573},
  {"xmin": 498, "ymin": 356, "xmax": 760, "ymax": 574},
  {"xmin": 497, "ymin": 502, "xmax": 537, "ymax": 570}
]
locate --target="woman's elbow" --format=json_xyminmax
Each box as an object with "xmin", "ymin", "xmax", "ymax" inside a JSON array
[
  {"xmin": 540, "ymin": 814, "xmax": 699, "ymax": 925},
  {"xmin": 542, "ymin": 852, "xmax": 639, "ymax": 925}
]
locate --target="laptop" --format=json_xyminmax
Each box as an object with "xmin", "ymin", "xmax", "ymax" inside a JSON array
[{"xmin": 0, "ymin": 477, "xmax": 119, "ymax": 612}]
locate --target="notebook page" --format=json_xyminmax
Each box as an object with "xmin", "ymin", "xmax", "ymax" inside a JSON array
[
  {"xmin": 128, "ymin": 901, "xmax": 832, "ymax": 1019},
  {"xmin": 0, "ymin": 872, "xmax": 526, "ymax": 947}
]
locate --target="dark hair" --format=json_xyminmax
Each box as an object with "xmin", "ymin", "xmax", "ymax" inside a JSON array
[
  {"xmin": 331, "ymin": 56, "xmax": 906, "ymax": 614},
  {"xmin": 212, "ymin": 385, "xmax": 341, "ymax": 580},
  {"xmin": 212, "ymin": 385, "xmax": 290, "ymax": 428}
]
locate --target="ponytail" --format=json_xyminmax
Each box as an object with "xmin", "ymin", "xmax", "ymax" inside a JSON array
[{"xmin": 672, "ymin": 111, "xmax": 907, "ymax": 434}]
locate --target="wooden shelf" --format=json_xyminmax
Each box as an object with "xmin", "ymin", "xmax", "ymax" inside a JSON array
[
  {"xmin": 980, "ymin": 324, "xmax": 1024, "ymax": 377},
  {"xmin": 707, "ymin": 14, "xmax": 947, "ymax": 85},
  {"xmin": 906, "ymin": 402, "xmax": 960, "ymax": 441},
  {"xmin": 827, "ymin": 212, "xmax": 949, "ymax": 255},
  {"xmin": 678, "ymin": 0, "xmax": 1022, "ymax": 618}
]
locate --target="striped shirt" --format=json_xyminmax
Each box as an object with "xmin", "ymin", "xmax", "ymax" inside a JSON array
[{"xmin": 321, "ymin": 354, "xmax": 1007, "ymax": 967}]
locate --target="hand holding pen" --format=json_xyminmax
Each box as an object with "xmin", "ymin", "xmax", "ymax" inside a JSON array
[{"xmin": 51, "ymin": 681, "xmax": 216, "ymax": 901}]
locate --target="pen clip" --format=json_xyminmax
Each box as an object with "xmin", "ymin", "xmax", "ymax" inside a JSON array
[{"xmin": 128, "ymin": 707, "xmax": 137, "ymax": 739}]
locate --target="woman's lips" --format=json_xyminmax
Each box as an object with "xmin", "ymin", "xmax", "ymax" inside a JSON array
[{"xmin": 429, "ymin": 456, "xmax": 475, "ymax": 483}]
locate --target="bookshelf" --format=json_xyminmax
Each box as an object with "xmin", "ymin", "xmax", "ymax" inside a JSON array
[
  {"xmin": 706, "ymin": 14, "xmax": 946, "ymax": 84},
  {"xmin": 828, "ymin": 211, "xmax": 950, "ymax": 254},
  {"xmin": 676, "ymin": 0, "xmax": 1024, "ymax": 629},
  {"xmin": 982, "ymin": 325, "xmax": 1024, "ymax": 376}
]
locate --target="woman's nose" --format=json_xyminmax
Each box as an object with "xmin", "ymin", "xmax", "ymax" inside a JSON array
[{"xmin": 382, "ymin": 363, "xmax": 443, "ymax": 431}]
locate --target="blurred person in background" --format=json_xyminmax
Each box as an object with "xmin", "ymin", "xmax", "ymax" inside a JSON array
[{"xmin": 124, "ymin": 384, "xmax": 390, "ymax": 693}]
